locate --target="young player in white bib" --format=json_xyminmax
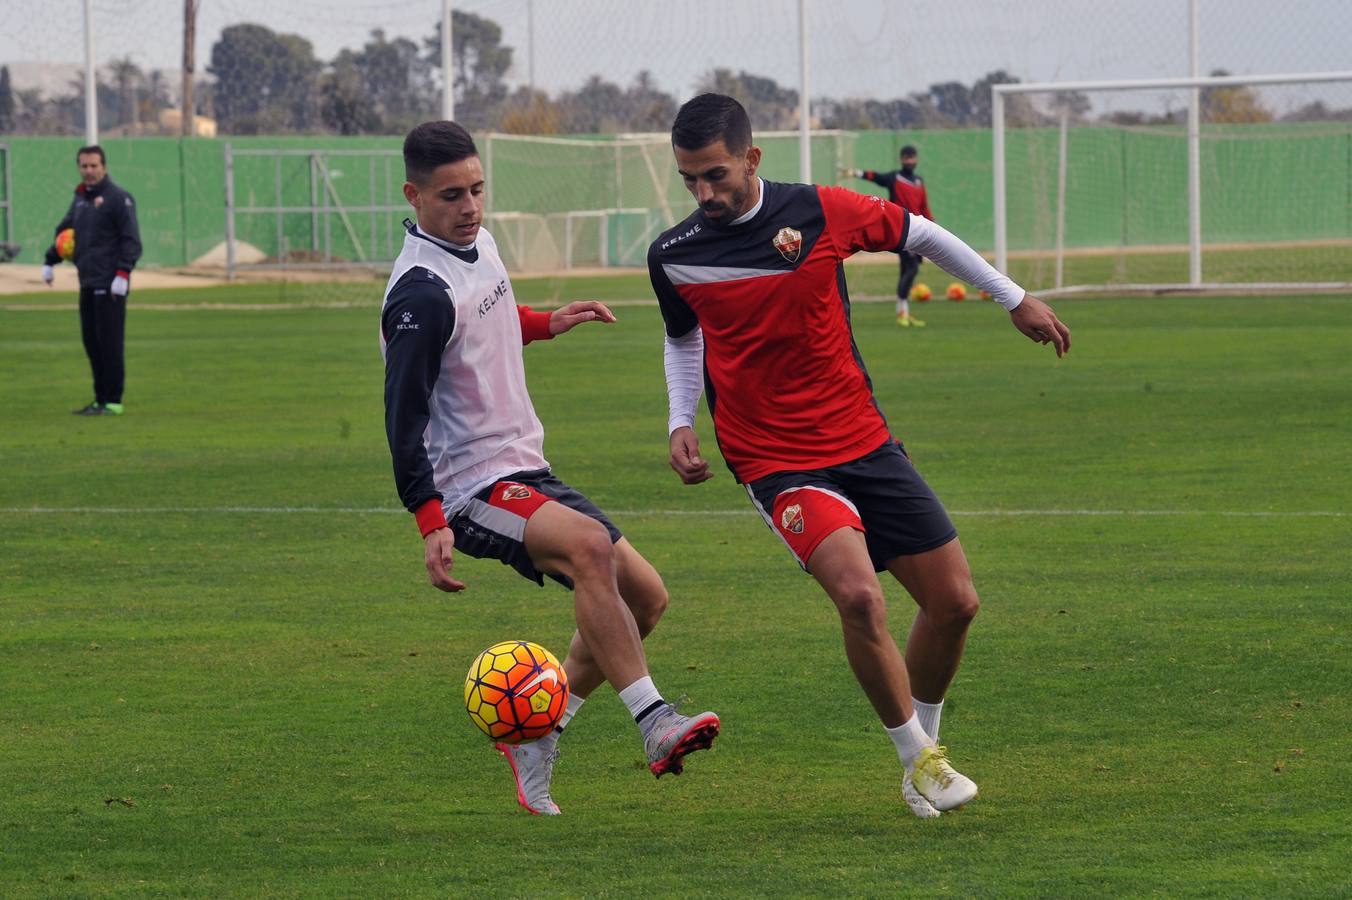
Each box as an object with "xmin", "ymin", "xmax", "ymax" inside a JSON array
[{"xmin": 381, "ymin": 121, "xmax": 719, "ymax": 815}]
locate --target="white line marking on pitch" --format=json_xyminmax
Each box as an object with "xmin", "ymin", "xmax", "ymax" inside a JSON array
[{"xmin": 0, "ymin": 506, "xmax": 1345, "ymax": 518}]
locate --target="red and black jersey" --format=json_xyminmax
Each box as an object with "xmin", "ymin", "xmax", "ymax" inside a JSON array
[
  {"xmin": 862, "ymin": 168, "xmax": 932, "ymax": 220},
  {"xmin": 648, "ymin": 180, "xmax": 910, "ymax": 483}
]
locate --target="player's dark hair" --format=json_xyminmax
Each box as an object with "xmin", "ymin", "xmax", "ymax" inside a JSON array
[
  {"xmin": 404, "ymin": 121, "xmax": 478, "ymax": 185},
  {"xmin": 671, "ymin": 93, "xmax": 753, "ymax": 155},
  {"xmin": 77, "ymin": 145, "xmax": 106, "ymax": 165},
  {"xmin": 900, "ymin": 145, "xmax": 918, "ymax": 158}
]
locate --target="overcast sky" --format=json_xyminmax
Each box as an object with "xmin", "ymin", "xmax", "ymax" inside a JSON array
[{"xmin": 5, "ymin": 0, "xmax": 1351, "ymax": 108}]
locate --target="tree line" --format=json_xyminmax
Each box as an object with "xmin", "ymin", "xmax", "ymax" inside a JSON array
[{"xmin": 2, "ymin": 10, "xmax": 1349, "ymax": 137}]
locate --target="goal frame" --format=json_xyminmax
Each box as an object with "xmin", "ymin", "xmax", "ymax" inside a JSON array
[{"xmin": 992, "ymin": 70, "xmax": 1352, "ymax": 294}]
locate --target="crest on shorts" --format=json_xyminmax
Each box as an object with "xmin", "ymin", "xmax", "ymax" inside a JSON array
[
  {"xmin": 772, "ymin": 226, "xmax": 802, "ymax": 262},
  {"xmin": 501, "ymin": 484, "xmax": 532, "ymax": 501},
  {"xmin": 781, "ymin": 503, "xmax": 805, "ymax": 535}
]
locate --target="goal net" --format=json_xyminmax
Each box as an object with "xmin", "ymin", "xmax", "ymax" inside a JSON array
[
  {"xmin": 479, "ymin": 131, "xmax": 852, "ymax": 272},
  {"xmin": 217, "ymin": 130, "xmax": 851, "ymax": 276},
  {"xmin": 992, "ymin": 71, "xmax": 1352, "ymax": 293}
]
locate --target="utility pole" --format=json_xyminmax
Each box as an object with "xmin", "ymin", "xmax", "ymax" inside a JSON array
[
  {"xmin": 181, "ymin": 0, "xmax": 196, "ymax": 136},
  {"xmin": 441, "ymin": 0, "xmax": 454, "ymax": 120},
  {"xmin": 83, "ymin": 0, "xmax": 98, "ymax": 144}
]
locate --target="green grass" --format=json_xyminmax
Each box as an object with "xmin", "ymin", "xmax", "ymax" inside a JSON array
[
  {"xmin": 9, "ymin": 239, "xmax": 1347, "ymax": 315},
  {"xmin": 2, "ymin": 282, "xmax": 1351, "ymax": 897}
]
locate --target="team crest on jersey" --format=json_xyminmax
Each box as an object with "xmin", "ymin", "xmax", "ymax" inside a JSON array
[
  {"xmin": 501, "ymin": 484, "xmax": 532, "ymax": 502},
  {"xmin": 93, "ymin": 196, "xmax": 104, "ymax": 208},
  {"xmin": 780, "ymin": 503, "xmax": 805, "ymax": 535},
  {"xmin": 772, "ymin": 227, "xmax": 802, "ymax": 262}
]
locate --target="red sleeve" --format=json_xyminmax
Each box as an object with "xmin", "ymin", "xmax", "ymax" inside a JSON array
[
  {"xmin": 517, "ymin": 305, "xmax": 555, "ymax": 345},
  {"xmin": 817, "ymin": 185, "xmax": 910, "ymax": 256},
  {"xmin": 414, "ymin": 498, "xmax": 448, "ymax": 536},
  {"xmin": 919, "ymin": 185, "xmax": 933, "ymax": 221}
]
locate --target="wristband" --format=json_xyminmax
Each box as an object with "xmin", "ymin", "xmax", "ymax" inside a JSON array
[{"xmin": 518, "ymin": 305, "xmax": 555, "ymax": 344}]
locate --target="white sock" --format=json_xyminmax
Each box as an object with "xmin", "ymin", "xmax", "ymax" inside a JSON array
[
  {"xmin": 616, "ymin": 676, "xmax": 665, "ymax": 732},
  {"xmin": 536, "ymin": 693, "xmax": 586, "ymax": 752},
  {"xmin": 558, "ymin": 692, "xmax": 586, "ymax": 731},
  {"xmin": 885, "ymin": 714, "xmax": 934, "ymax": 770},
  {"xmin": 896, "ymin": 297, "xmax": 910, "ymax": 316},
  {"xmin": 912, "ymin": 698, "xmax": 943, "ymax": 742}
]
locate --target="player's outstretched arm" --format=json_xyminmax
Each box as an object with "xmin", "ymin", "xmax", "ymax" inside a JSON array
[
  {"xmin": 1009, "ymin": 293, "xmax": 1071, "ymax": 358},
  {"xmin": 549, "ymin": 300, "xmax": 617, "ymax": 335},
  {"xmin": 898, "ymin": 213, "xmax": 1071, "ymax": 357},
  {"xmin": 669, "ymin": 426, "xmax": 713, "ymax": 484},
  {"xmin": 424, "ymin": 527, "xmax": 467, "ymax": 592}
]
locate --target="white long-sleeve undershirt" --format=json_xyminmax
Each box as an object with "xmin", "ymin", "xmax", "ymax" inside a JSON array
[
  {"xmin": 904, "ymin": 214, "xmax": 1025, "ymax": 311},
  {"xmin": 664, "ymin": 326, "xmax": 704, "ymax": 434}
]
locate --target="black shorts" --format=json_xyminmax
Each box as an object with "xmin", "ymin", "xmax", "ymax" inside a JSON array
[
  {"xmin": 746, "ymin": 440, "xmax": 957, "ymax": 572},
  {"xmin": 448, "ymin": 469, "xmax": 622, "ymax": 589}
]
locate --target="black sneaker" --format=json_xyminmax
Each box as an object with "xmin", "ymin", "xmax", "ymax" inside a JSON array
[{"xmin": 73, "ymin": 402, "xmax": 104, "ymax": 415}]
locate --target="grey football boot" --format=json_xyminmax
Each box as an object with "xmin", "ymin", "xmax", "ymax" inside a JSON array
[
  {"xmin": 495, "ymin": 738, "xmax": 561, "ymax": 815},
  {"xmin": 643, "ymin": 704, "xmax": 720, "ymax": 778}
]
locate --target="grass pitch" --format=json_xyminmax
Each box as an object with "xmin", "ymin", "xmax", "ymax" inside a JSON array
[{"xmin": 1, "ymin": 277, "xmax": 1350, "ymax": 897}]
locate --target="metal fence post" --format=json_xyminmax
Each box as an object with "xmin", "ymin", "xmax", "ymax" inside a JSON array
[{"xmin": 224, "ymin": 142, "xmax": 236, "ymax": 280}]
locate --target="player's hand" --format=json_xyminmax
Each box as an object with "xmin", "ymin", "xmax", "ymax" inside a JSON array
[
  {"xmin": 111, "ymin": 273, "xmax": 129, "ymax": 297},
  {"xmin": 424, "ymin": 527, "xmax": 467, "ymax": 592},
  {"xmin": 669, "ymin": 425, "xmax": 714, "ymax": 484},
  {"xmin": 1009, "ymin": 293, "xmax": 1071, "ymax": 358},
  {"xmin": 41, "ymin": 265, "xmax": 54, "ymax": 286},
  {"xmin": 549, "ymin": 300, "xmax": 616, "ymax": 335}
]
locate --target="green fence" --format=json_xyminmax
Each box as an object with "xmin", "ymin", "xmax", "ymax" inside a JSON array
[{"xmin": 4, "ymin": 124, "xmax": 1349, "ymax": 269}]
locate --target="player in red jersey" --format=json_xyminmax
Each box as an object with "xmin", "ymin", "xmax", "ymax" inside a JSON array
[
  {"xmin": 844, "ymin": 144, "xmax": 931, "ymax": 327},
  {"xmin": 648, "ymin": 94, "xmax": 1070, "ymax": 818}
]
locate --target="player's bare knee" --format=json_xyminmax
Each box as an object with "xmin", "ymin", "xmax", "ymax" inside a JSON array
[
  {"xmin": 565, "ymin": 520, "xmax": 618, "ymax": 582},
  {"xmin": 631, "ymin": 579, "xmax": 669, "ymax": 635},
  {"xmin": 929, "ymin": 583, "xmax": 980, "ymax": 629},
  {"xmin": 831, "ymin": 582, "xmax": 888, "ymax": 634}
]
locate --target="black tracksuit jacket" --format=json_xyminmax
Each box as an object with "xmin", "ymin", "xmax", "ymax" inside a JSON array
[{"xmin": 44, "ymin": 177, "xmax": 142, "ymax": 289}]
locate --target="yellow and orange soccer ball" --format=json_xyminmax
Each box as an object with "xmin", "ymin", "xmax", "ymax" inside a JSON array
[
  {"xmin": 56, "ymin": 228, "xmax": 76, "ymax": 261},
  {"xmin": 464, "ymin": 640, "xmax": 569, "ymax": 744},
  {"xmin": 909, "ymin": 283, "xmax": 932, "ymax": 302},
  {"xmin": 946, "ymin": 282, "xmax": 967, "ymax": 301}
]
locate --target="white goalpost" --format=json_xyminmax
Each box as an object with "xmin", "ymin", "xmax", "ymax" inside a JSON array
[{"xmin": 992, "ymin": 69, "xmax": 1352, "ymax": 294}]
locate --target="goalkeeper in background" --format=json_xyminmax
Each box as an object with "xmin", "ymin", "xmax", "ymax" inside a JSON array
[{"xmin": 843, "ymin": 145, "xmax": 931, "ymax": 328}]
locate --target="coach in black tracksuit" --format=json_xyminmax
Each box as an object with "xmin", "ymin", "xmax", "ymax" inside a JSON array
[{"xmin": 43, "ymin": 145, "xmax": 142, "ymax": 416}]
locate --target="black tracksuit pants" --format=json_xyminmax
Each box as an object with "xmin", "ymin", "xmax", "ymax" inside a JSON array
[
  {"xmin": 896, "ymin": 251, "xmax": 922, "ymax": 299},
  {"xmin": 79, "ymin": 286, "xmax": 126, "ymax": 405}
]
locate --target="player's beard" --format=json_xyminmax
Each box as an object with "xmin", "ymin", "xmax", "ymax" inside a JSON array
[{"xmin": 701, "ymin": 174, "xmax": 753, "ymax": 228}]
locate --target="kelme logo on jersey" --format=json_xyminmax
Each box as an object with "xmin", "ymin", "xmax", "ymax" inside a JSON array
[
  {"xmin": 781, "ymin": 503, "xmax": 805, "ymax": 535},
  {"xmin": 772, "ymin": 227, "xmax": 802, "ymax": 262},
  {"xmin": 501, "ymin": 484, "xmax": 532, "ymax": 502}
]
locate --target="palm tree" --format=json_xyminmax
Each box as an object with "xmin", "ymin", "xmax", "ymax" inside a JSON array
[{"xmin": 108, "ymin": 56, "xmax": 143, "ymax": 131}]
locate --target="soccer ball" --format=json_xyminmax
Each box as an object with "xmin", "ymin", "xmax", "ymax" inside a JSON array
[
  {"xmin": 56, "ymin": 228, "xmax": 75, "ymax": 261},
  {"xmin": 910, "ymin": 283, "xmax": 932, "ymax": 302},
  {"xmin": 464, "ymin": 640, "xmax": 569, "ymax": 744},
  {"xmin": 946, "ymin": 282, "xmax": 967, "ymax": 301}
]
